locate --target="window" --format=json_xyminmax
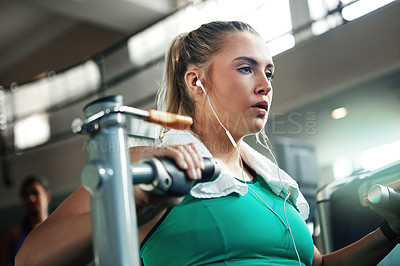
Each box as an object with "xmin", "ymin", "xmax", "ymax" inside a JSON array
[
  {"xmin": 14, "ymin": 113, "xmax": 50, "ymax": 149},
  {"xmin": 307, "ymin": 0, "xmax": 342, "ymax": 35},
  {"xmin": 362, "ymin": 141, "xmax": 400, "ymax": 171},
  {"xmin": 307, "ymin": 0, "xmax": 395, "ymax": 35},
  {"xmin": 127, "ymin": 0, "xmax": 295, "ymax": 65},
  {"xmin": 341, "ymin": 0, "xmax": 395, "ymax": 21},
  {"xmin": 12, "ymin": 60, "xmax": 100, "ymax": 119},
  {"xmin": 9, "ymin": 60, "xmax": 99, "ymax": 149},
  {"xmin": 239, "ymin": 0, "xmax": 295, "ymax": 56}
]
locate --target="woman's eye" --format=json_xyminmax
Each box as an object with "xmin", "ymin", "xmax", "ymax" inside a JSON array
[
  {"xmin": 238, "ymin": 67, "xmax": 252, "ymax": 74},
  {"xmin": 265, "ymin": 72, "xmax": 274, "ymax": 81}
]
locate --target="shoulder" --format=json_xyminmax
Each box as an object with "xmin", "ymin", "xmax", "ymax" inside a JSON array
[{"xmin": 0, "ymin": 223, "xmax": 21, "ymax": 243}]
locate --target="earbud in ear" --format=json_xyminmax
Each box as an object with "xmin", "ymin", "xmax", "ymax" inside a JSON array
[
  {"xmin": 196, "ymin": 79, "xmax": 207, "ymax": 95},
  {"xmin": 195, "ymin": 79, "xmax": 202, "ymax": 87}
]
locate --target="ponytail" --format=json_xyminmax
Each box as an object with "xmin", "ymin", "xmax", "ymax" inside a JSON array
[{"xmin": 157, "ymin": 33, "xmax": 195, "ymax": 118}]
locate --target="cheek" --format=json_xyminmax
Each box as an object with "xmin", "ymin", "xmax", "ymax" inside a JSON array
[
  {"xmin": 220, "ymin": 80, "xmax": 249, "ymax": 101},
  {"xmin": 39, "ymin": 194, "xmax": 49, "ymax": 203},
  {"xmin": 211, "ymin": 76, "xmax": 250, "ymax": 114}
]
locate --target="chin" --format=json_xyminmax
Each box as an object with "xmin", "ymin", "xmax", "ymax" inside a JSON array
[
  {"xmin": 244, "ymin": 126, "xmax": 264, "ymax": 136},
  {"xmin": 252, "ymin": 119, "xmax": 267, "ymax": 133},
  {"xmin": 236, "ymin": 116, "xmax": 267, "ymax": 136}
]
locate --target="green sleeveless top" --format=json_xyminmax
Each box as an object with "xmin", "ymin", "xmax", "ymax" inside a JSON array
[{"xmin": 140, "ymin": 175, "xmax": 314, "ymax": 265}]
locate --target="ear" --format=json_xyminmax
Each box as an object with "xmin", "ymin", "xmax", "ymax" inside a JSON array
[{"xmin": 184, "ymin": 68, "xmax": 204, "ymax": 96}]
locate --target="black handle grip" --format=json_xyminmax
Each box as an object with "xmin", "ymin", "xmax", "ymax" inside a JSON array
[{"xmin": 132, "ymin": 157, "xmax": 221, "ymax": 196}]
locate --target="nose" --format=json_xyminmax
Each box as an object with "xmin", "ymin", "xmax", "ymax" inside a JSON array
[
  {"xmin": 28, "ymin": 193, "xmax": 37, "ymax": 202},
  {"xmin": 254, "ymin": 73, "xmax": 272, "ymax": 95}
]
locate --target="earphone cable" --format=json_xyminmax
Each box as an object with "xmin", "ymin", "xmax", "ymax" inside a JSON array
[
  {"xmin": 202, "ymin": 85, "xmax": 301, "ymax": 266},
  {"xmin": 240, "ymin": 151, "xmax": 302, "ymax": 266},
  {"xmin": 284, "ymin": 193, "xmax": 302, "ymax": 266}
]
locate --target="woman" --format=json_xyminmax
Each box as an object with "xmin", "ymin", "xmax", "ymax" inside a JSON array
[{"xmin": 16, "ymin": 21, "xmax": 399, "ymax": 265}]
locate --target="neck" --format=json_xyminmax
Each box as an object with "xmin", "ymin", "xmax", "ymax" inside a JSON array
[
  {"xmin": 192, "ymin": 123, "xmax": 257, "ymax": 181},
  {"xmin": 193, "ymin": 122, "xmax": 243, "ymax": 167},
  {"xmin": 28, "ymin": 209, "xmax": 48, "ymax": 229}
]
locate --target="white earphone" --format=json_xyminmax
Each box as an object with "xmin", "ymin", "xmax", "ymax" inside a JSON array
[
  {"xmin": 196, "ymin": 78, "xmax": 236, "ymax": 148},
  {"xmin": 196, "ymin": 77, "xmax": 301, "ymax": 265},
  {"xmin": 196, "ymin": 79, "xmax": 207, "ymax": 95}
]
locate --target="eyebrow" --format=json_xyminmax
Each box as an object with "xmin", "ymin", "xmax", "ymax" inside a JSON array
[{"xmin": 233, "ymin": 56, "xmax": 274, "ymax": 69}]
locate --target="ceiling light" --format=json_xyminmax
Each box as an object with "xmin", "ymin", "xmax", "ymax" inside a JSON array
[{"xmin": 331, "ymin": 107, "xmax": 347, "ymax": 119}]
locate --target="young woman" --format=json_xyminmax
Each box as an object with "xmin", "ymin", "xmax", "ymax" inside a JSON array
[{"xmin": 16, "ymin": 21, "xmax": 399, "ymax": 266}]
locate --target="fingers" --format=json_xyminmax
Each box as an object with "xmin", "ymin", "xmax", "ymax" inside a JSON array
[
  {"xmin": 184, "ymin": 143, "xmax": 205, "ymax": 180},
  {"xmin": 368, "ymin": 200, "xmax": 400, "ymax": 233},
  {"xmin": 388, "ymin": 180, "xmax": 400, "ymax": 191},
  {"xmin": 154, "ymin": 143, "xmax": 204, "ymax": 181}
]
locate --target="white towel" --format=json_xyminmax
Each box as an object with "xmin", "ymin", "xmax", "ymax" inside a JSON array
[{"xmin": 161, "ymin": 129, "xmax": 310, "ymax": 220}]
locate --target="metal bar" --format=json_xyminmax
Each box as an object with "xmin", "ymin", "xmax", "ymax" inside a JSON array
[{"xmin": 81, "ymin": 95, "xmax": 140, "ymax": 265}]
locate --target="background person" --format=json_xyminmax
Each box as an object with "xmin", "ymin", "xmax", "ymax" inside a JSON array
[{"xmin": 0, "ymin": 175, "xmax": 51, "ymax": 266}]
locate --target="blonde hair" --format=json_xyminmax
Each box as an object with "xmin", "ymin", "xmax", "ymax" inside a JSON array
[{"xmin": 157, "ymin": 21, "xmax": 259, "ymax": 120}]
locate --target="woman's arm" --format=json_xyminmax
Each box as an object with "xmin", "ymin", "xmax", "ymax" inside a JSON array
[
  {"xmin": 15, "ymin": 186, "xmax": 93, "ymax": 266},
  {"xmin": 312, "ymin": 228, "xmax": 397, "ymax": 266},
  {"xmin": 313, "ymin": 180, "xmax": 400, "ymax": 266},
  {"xmin": 16, "ymin": 144, "xmax": 203, "ymax": 266}
]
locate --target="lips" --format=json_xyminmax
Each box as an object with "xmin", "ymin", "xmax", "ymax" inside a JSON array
[{"xmin": 251, "ymin": 100, "xmax": 269, "ymax": 111}]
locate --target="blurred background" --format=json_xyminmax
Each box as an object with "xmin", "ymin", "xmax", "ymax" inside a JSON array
[{"xmin": 0, "ymin": 0, "xmax": 399, "ymax": 261}]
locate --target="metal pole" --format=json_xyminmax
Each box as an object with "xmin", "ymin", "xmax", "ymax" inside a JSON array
[{"xmin": 81, "ymin": 95, "xmax": 139, "ymax": 266}]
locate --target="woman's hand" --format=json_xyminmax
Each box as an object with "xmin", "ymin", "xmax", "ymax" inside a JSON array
[
  {"xmin": 130, "ymin": 143, "xmax": 205, "ymax": 181},
  {"xmin": 131, "ymin": 143, "xmax": 205, "ymax": 227},
  {"xmin": 368, "ymin": 180, "xmax": 400, "ymax": 233}
]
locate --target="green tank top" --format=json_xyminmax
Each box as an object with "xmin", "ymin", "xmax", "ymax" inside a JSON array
[{"xmin": 140, "ymin": 175, "xmax": 314, "ymax": 265}]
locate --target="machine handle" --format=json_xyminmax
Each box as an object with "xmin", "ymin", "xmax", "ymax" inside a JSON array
[
  {"xmin": 132, "ymin": 157, "xmax": 221, "ymax": 196},
  {"xmin": 147, "ymin": 109, "xmax": 193, "ymax": 130},
  {"xmin": 367, "ymin": 184, "xmax": 400, "ymax": 213}
]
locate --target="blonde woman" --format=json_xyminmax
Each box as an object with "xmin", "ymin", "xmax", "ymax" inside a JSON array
[{"xmin": 17, "ymin": 21, "xmax": 399, "ymax": 266}]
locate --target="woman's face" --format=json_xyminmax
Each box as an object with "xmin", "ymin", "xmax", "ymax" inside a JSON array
[{"xmin": 203, "ymin": 32, "xmax": 274, "ymax": 137}]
